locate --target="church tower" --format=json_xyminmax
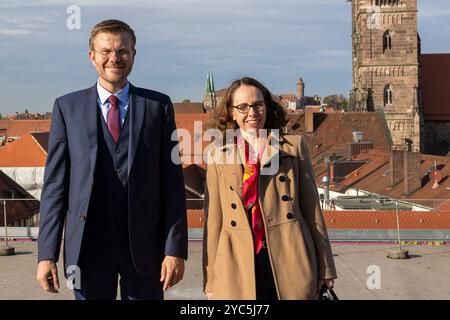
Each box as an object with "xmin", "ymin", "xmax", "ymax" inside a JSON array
[{"xmin": 349, "ymin": 0, "xmax": 423, "ymax": 152}]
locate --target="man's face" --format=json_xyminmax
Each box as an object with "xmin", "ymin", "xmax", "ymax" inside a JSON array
[{"xmin": 88, "ymin": 31, "xmax": 136, "ymax": 88}]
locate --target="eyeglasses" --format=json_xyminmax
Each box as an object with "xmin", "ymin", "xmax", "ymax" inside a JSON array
[
  {"xmin": 233, "ymin": 100, "xmax": 266, "ymax": 114},
  {"xmin": 92, "ymin": 49, "xmax": 132, "ymax": 59}
]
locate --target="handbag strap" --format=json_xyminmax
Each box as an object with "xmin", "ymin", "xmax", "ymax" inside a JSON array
[{"xmin": 319, "ymin": 284, "xmax": 339, "ymax": 300}]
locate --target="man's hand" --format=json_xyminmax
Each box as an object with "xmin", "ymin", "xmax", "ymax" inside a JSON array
[
  {"xmin": 160, "ymin": 256, "xmax": 185, "ymax": 291},
  {"xmin": 36, "ymin": 260, "xmax": 60, "ymax": 293}
]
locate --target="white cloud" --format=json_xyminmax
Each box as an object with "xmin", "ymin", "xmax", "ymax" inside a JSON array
[{"xmin": 0, "ymin": 28, "xmax": 35, "ymax": 36}]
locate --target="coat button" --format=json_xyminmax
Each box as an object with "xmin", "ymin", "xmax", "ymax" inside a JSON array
[
  {"xmin": 287, "ymin": 213, "xmax": 293, "ymax": 219},
  {"xmin": 279, "ymin": 176, "xmax": 286, "ymax": 182},
  {"xmin": 231, "ymin": 220, "xmax": 237, "ymax": 227},
  {"xmin": 115, "ymin": 168, "xmax": 121, "ymax": 173},
  {"xmin": 116, "ymin": 149, "xmax": 121, "ymax": 154},
  {"xmin": 230, "ymin": 185, "xmax": 234, "ymax": 191},
  {"xmin": 231, "ymin": 203, "xmax": 237, "ymax": 209},
  {"xmin": 282, "ymin": 195, "xmax": 289, "ymax": 201},
  {"xmin": 80, "ymin": 215, "xmax": 86, "ymax": 221}
]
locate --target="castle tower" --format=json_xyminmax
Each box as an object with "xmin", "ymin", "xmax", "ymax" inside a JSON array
[
  {"xmin": 296, "ymin": 77, "xmax": 305, "ymax": 100},
  {"xmin": 349, "ymin": 0, "xmax": 423, "ymax": 152}
]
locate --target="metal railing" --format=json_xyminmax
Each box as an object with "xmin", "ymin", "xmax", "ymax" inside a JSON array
[
  {"xmin": 1, "ymin": 197, "xmax": 450, "ymax": 243},
  {"xmin": 1, "ymin": 198, "xmax": 40, "ymax": 245}
]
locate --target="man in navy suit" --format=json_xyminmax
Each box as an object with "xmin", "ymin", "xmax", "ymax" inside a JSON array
[{"xmin": 36, "ymin": 20, "xmax": 188, "ymax": 300}]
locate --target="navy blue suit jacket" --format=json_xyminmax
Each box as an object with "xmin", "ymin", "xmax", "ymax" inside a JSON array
[{"xmin": 38, "ymin": 84, "xmax": 188, "ymax": 278}]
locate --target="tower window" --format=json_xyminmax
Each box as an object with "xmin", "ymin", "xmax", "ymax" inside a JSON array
[
  {"xmin": 376, "ymin": 0, "xmax": 400, "ymax": 6},
  {"xmin": 384, "ymin": 84, "xmax": 393, "ymax": 106},
  {"xmin": 383, "ymin": 30, "xmax": 392, "ymax": 52}
]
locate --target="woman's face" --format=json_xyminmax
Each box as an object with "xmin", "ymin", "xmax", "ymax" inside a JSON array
[{"xmin": 231, "ymin": 85, "xmax": 267, "ymax": 133}]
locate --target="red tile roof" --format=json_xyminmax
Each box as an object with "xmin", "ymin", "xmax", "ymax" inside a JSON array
[
  {"xmin": 173, "ymin": 102, "xmax": 205, "ymax": 114},
  {"xmin": 304, "ymin": 113, "xmax": 390, "ymax": 156},
  {"xmin": 323, "ymin": 211, "xmax": 450, "ymax": 229},
  {"xmin": 187, "ymin": 210, "xmax": 450, "ymax": 229},
  {"xmin": 420, "ymin": 54, "xmax": 450, "ymax": 121},
  {"xmin": 6, "ymin": 120, "xmax": 51, "ymax": 138},
  {"xmin": 277, "ymin": 93, "xmax": 297, "ymax": 106},
  {"xmin": 187, "ymin": 209, "xmax": 205, "ymax": 228},
  {"xmin": 0, "ymin": 120, "xmax": 10, "ymax": 132},
  {"xmin": 0, "ymin": 133, "xmax": 47, "ymax": 167},
  {"xmin": 175, "ymin": 113, "xmax": 211, "ymax": 166},
  {"xmin": 321, "ymin": 149, "xmax": 450, "ymax": 209}
]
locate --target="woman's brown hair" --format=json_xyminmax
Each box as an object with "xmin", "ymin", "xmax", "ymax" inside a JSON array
[{"xmin": 210, "ymin": 77, "xmax": 287, "ymax": 140}]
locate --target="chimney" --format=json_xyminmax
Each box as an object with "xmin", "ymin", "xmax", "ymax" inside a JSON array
[
  {"xmin": 404, "ymin": 151, "xmax": 421, "ymax": 195},
  {"xmin": 390, "ymin": 150, "xmax": 404, "ymax": 186},
  {"xmin": 305, "ymin": 107, "xmax": 315, "ymax": 133},
  {"xmin": 347, "ymin": 131, "xmax": 373, "ymax": 158}
]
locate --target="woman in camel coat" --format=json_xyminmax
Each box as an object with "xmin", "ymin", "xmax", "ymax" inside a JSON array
[{"xmin": 202, "ymin": 77, "xmax": 337, "ymax": 300}]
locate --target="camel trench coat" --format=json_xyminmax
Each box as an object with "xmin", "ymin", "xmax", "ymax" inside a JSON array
[{"xmin": 203, "ymin": 134, "xmax": 337, "ymax": 300}]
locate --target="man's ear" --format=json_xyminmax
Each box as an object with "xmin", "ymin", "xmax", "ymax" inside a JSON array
[{"xmin": 88, "ymin": 50, "xmax": 96, "ymax": 66}]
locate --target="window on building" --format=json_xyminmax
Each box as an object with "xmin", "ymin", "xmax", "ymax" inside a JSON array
[
  {"xmin": 383, "ymin": 30, "xmax": 392, "ymax": 52},
  {"xmin": 384, "ymin": 84, "xmax": 393, "ymax": 106},
  {"xmin": 376, "ymin": 0, "xmax": 400, "ymax": 7}
]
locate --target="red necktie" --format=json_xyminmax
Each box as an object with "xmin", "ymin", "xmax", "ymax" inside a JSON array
[
  {"xmin": 107, "ymin": 95, "xmax": 120, "ymax": 143},
  {"xmin": 242, "ymin": 141, "xmax": 265, "ymax": 254}
]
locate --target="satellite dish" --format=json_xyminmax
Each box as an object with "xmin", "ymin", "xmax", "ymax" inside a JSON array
[{"xmin": 429, "ymin": 169, "xmax": 443, "ymax": 189}]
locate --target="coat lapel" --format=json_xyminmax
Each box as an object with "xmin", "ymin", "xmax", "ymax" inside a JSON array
[
  {"xmin": 260, "ymin": 133, "xmax": 296, "ymax": 168},
  {"xmin": 216, "ymin": 143, "xmax": 243, "ymax": 199},
  {"xmin": 83, "ymin": 85, "xmax": 99, "ymax": 176},
  {"xmin": 128, "ymin": 84, "xmax": 145, "ymax": 177}
]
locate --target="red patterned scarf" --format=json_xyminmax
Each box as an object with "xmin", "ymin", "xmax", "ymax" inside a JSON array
[{"xmin": 239, "ymin": 134, "xmax": 266, "ymax": 254}]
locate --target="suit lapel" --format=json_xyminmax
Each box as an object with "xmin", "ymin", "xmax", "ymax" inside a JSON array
[
  {"xmin": 128, "ymin": 84, "xmax": 145, "ymax": 177},
  {"xmin": 83, "ymin": 85, "xmax": 99, "ymax": 175}
]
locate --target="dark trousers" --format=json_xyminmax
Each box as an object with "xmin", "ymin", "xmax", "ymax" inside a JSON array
[
  {"xmin": 73, "ymin": 233, "xmax": 163, "ymax": 300},
  {"xmin": 255, "ymin": 248, "xmax": 278, "ymax": 300}
]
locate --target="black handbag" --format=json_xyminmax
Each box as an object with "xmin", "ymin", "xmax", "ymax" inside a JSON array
[{"xmin": 319, "ymin": 284, "xmax": 339, "ymax": 300}]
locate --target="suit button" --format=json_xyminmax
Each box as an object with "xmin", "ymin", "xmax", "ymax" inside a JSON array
[
  {"xmin": 231, "ymin": 220, "xmax": 237, "ymax": 227},
  {"xmin": 230, "ymin": 185, "xmax": 234, "ymax": 191},
  {"xmin": 279, "ymin": 176, "xmax": 286, "ymax": 182},
  {"xmin": 231, "ymin": 203, "xmax": 237, "ymax": 209},
  {"xmin": 115, "ymin": 168, "xmax": 121, "ymax": 173},
  {"xmin": 282, "ymin": 195, "xmax": 289, "ymax": 201},
  {"xmin": 80, "ymin": 215, "xmax": 86, "ymax": 221},
  {"xmin": 116, "ymin": 149, "xmax": 120, "ymax": 154},
  {"xmin": 287, "ymin": 213, "xmax": 293, "ymax": 219}
]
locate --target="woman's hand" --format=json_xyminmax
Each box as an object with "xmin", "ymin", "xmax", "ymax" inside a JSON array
[
  {"xmin": 205, "ymin": 292, "xmax": 214, "ymax": 300},
  {"xmin": 317, "ymin": 279, "xmax": 335, "ymax": 293}
]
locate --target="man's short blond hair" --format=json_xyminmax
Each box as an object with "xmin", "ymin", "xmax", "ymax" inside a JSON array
[{"xmin": 89, "ymin": 19, "xmax": 136, "ymax": 50}]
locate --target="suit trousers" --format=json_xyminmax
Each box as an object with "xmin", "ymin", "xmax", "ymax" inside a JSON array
[{"xmin": 73, "ymin": 232, "xmax": 163, "ymax": 300}]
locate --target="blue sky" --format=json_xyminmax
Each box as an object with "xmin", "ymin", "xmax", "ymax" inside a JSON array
[{"xmin": 0, "ymin": 0, "xmax": 449, "ymax": 115}]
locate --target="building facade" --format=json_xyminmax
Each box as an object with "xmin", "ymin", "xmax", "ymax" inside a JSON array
[{"xmin": 349, "ymin": 0, "xmax": 423, "ymax": 152}]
